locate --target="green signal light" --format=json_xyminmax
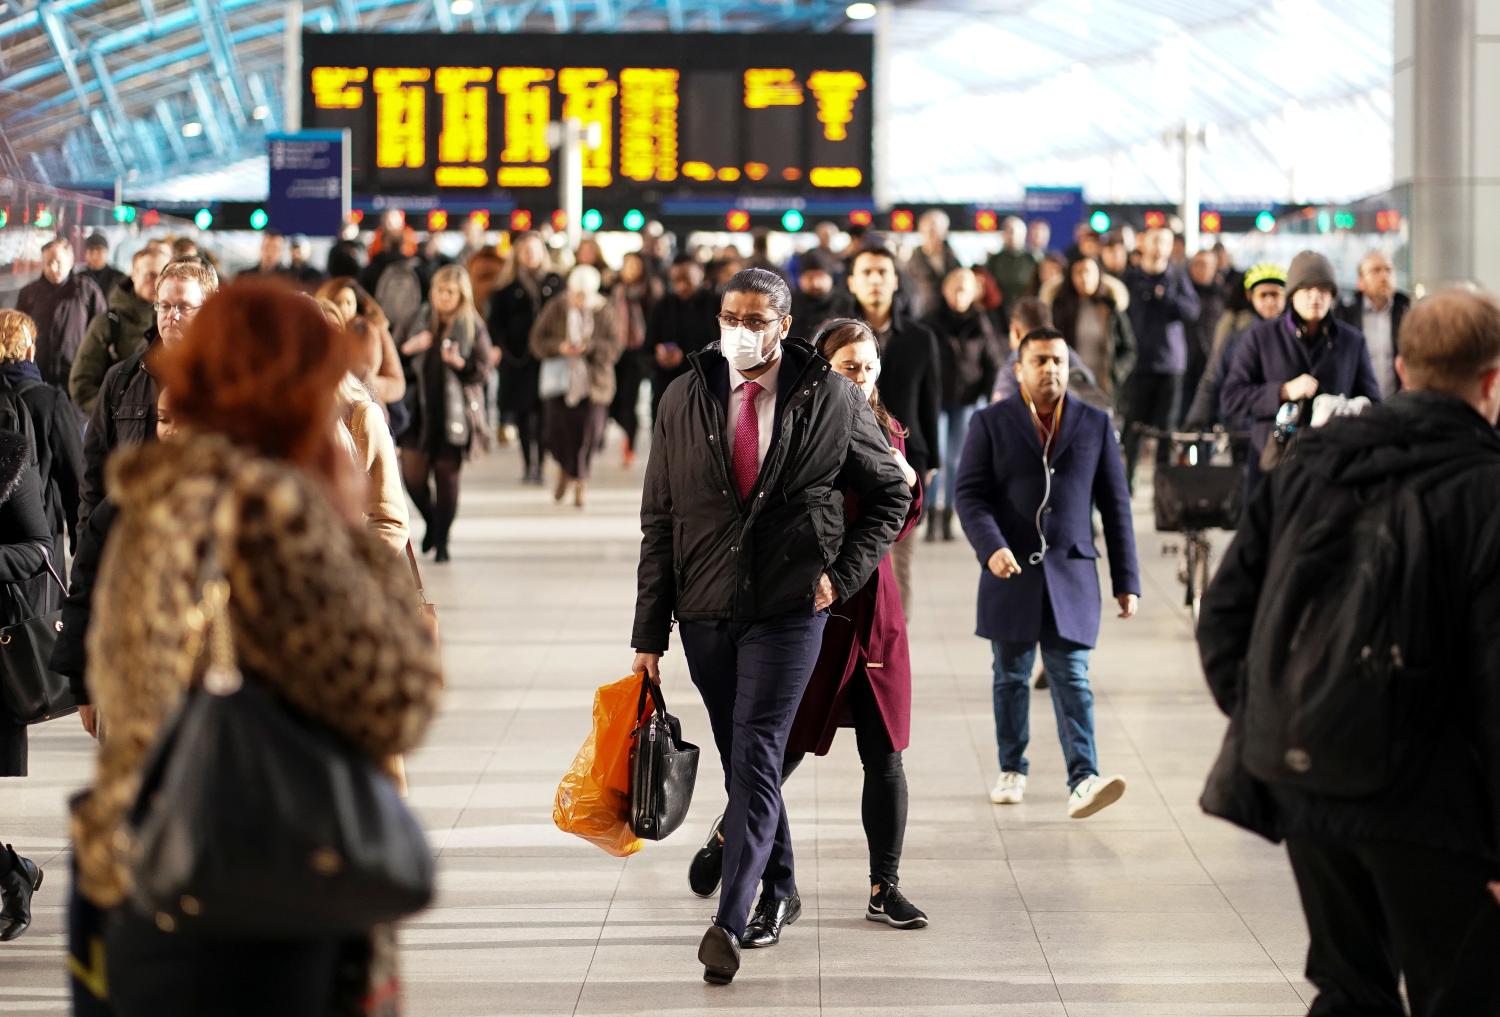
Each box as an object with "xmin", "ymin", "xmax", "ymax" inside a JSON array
[
  {"xmin": 781, "ymin": 209, "xmax": 805, "ymax": 232},
  {"xmin": 1254, "ymin": 211, "xmax": 1276, "ymax": 233},
  {"xmin": 194, "ymin": 208, "xmax": 213, "ymax": 231},
  {"xmin": 1089, "ymin": 210, "xmax": 1111, "ymax": 233},
  {"xmin": 1316, "ymin": 210, "xmax": 1332, "ymax": 234},
  {"xmin": 35, "ymin": 207, "xmax": 54, "ymax": 229},
  {"xmin": 581, "ymin": 208, "xmax": 604, "ymax": 232},
  {"xmin": 112, "ymin": 205, "xmax": 137, "ymax": 224},
  {"xmin": 0, "ymin": 209, "xmax": 7, "ymax": 229},
  {"xmin": 249, "ymin": 208, "xmax": 269, "ymax": 230},
  {"xmin": 622, "ymin": 209, "xmax": 645, "ymax": 232}
]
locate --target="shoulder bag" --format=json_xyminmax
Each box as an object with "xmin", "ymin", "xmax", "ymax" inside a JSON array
[
  {"xmin": 628, "ymin": 677, "xmax": 699, "ymax": 841},
  {"xmin": 0, "ymin": 551, "xmax": 76, "ymax": 724},
  {"xmin": 127, "ymin": 568, "xmax": 435, "ymax": 937}
]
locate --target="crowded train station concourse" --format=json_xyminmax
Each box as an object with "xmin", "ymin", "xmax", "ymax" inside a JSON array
[{"xmin": 1, "ymin": 0, "xmax": 1498, "ymax": 1014}]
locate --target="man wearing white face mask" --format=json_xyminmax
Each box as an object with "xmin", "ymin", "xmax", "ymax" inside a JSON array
[{"xmin": 632, "ymin": 269, "xmax": 911, "ymax": 985}]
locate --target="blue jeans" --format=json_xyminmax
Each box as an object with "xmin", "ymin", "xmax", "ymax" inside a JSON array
[
  {"xmin": 990, "ymin": 622, "xmax": 1098, "ymax": 789},
  {"xmin": 935, "ymin": 401, "xmax": 981, "ymax": 510}
]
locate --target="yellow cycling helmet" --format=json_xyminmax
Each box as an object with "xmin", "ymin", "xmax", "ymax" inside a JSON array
[{"xmin": 1244, "ymin": 262, "xmax": 1287, "ymax": 294}]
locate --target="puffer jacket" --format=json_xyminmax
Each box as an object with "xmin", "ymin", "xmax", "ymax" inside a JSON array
[
  {"xmin": 1198, "ymin": 392, "xmax": 1500, "ymax": 861},
  {"xmin": 632, "ymin": 339, "xmax": 911, "ymax": 653}
]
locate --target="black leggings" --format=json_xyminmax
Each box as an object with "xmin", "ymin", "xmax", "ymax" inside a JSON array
[
  {"xmin": 783, "ymin": 674, "xmax": 908, "ymax": 886},
  {"xmin": 401, "ymin": 446, "xmax": 463, "ymax": 550}
]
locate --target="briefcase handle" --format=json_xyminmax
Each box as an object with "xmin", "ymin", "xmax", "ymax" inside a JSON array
[{"xmin": 634, "ymin": 672, "xmax": 667, "ymax": 721}]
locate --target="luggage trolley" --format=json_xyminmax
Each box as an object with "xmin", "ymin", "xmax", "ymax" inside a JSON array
[{"xmin": 1143, "ymin": 428, "xmax": 1249, "ymax": 624}]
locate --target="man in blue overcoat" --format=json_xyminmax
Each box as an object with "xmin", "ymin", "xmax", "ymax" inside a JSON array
[{"xmin": 955, "ymin": 327, "xmax": 1141, "ymax": 818}]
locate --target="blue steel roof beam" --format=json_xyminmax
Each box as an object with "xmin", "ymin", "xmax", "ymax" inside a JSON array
[
  {"xmin": 130, "ymin": 117, "xmax": 164, "ymax": 174},
  {"xmin": 431, "ymin": 0, "xmax": 456, "ymax": 30},
  {"xmin": 463, "ymin": 0, "xmax": 487, "ymax": 28},
  {"xmin": 87, "ymin": 108, "xmax": 126, "ymax": 174},
  {"xmin": 37, "ymin": 2, "xmax": 92, "ymax": 119},
  {"xmin": 592, "ymin": 0, "xmax": 615, "ymax": 29},
  {"xmin": 153, "ymin": 99, "xmax": 190, "ymax": 164},
  {"xmin": 0, "ymin": 0, "xmax": 102, "ymax": 42},
  {"xmin": 190, "ymin": 0, "xmax": 250, "ymax": 126},
  {"xmin": 86, "ymin": 49, "xmax": 138, "ymax": 166},
  {"xmin": 138, "ymin": 0, "xmax": 158, "ymax": 30},
  {"xmin": 665, "ymin": 0, "xmax": 683, "ymax": 30},
  {"xmin": 550, "ymin": 0, "xmax": 572, "ymax": 30},
  {"xmin": 335, "ymin": 0, "xmax": 360, "ymax": 26},
  {"xmin": 28, "ymin": 151, "xmax": 52, "ymax": 184},
  {"xmin": 188, "ymin": 72, "xmax": 231, "ymax": 157}
]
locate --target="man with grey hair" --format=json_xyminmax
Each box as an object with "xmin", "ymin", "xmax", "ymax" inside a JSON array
[
  {"xmin": 16, "ymin": 238, "xmax": 107, "ymax": 387},
  {"xmin": 632, "ymin": 268, "xmax": 909, "ymax": 985},
  {"xmin": 904, "ymin": 209, "xmax": 960, "ymax": 319},
  {"xmin": 1335, "ymin": 250, "xmax": 1410, "ymax": 400},
  {"xmin": 986, "ymin": 216, "xmax": 1040, "ymax": 316}
]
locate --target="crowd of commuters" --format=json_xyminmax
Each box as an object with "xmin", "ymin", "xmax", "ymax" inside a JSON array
[{"xmin": 0, "ymin": 210, "xmax": 1492, "ymax": 1012}]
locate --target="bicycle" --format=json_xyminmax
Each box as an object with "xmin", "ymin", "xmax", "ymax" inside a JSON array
[{"xmin": 1142, "ymin": 428, "xmax": 1248, "ymax": 625}]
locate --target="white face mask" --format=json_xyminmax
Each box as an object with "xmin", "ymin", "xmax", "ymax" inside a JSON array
[{"xmin": 723, "ymin": 324, "xmax": 780, "ymax": 372}]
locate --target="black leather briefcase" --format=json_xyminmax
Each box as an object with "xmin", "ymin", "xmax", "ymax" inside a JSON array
[{"xmin": 628, "ymin": 676, "xmax": 699, "ymax": 841}]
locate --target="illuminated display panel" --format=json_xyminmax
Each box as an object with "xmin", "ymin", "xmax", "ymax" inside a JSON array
[{"xmin": 302, "ymin": 32, "xmax": 873, "ymax": 199}]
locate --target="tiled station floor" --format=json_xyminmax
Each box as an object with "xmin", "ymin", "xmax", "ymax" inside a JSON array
[{"xmin": 0, "ymin": 440, "xmax": 1314, "ymax": 1016}]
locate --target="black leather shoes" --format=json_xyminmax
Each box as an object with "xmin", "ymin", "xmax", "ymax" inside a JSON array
[
  {"xmin": 688, "ymin": 814, "xmax": 725, "ymax": 898},
  {"xmin": 698, "ymin": 924, "xmax": 741, "ymax": 985},
  {"xmin": 741, "ymin": 892, "xmax": 801, "ymax": 948},
  {"xmin": 0, "ymin": 845, "xmax": 43, "ymax": 943}
]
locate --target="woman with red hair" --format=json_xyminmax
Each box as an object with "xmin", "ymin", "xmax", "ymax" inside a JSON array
[{"xmin": 70, "ymin": 280, "xmax": 443, "ymax": 1017}]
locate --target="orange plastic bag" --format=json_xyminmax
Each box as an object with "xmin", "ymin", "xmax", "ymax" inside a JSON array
[{"xmin": 553, "ymin": 674, "xmax": 654, "ymax": 857}]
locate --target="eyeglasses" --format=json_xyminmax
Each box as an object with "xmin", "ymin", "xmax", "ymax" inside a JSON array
[
  {"xmin": 716, "ymin": 312, "xmax": 781, "ymax": 333},
  {"xmin": 154, "ymin": 302, "xmax": 202, "ymax": 319}
]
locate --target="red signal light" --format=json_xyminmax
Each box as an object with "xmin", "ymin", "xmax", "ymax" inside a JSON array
[
  {"xmin": 726, "ymin": 209, "xmax": 751, "ymax": 232},
  {"xmin": 551, "ymin": 209, "xmax": 569, "ymax": 230},
  {"xmin": 1375, "ymin": 209, "xmax": 1402, "ymax": 233},
  {"xmin": 1144, "ymin": 210, "xmax": 1167, "ymax": 229},
  {"xmin": 471, "ymin": 210, "xmax": 490, "ymax": 229},
  {"xmin": 1200, "ymin": 210, "xmax": 1222, "ymax": 233},
  {"xmin": 427, "ymin": 210, "xmax": 449, "ymax": 231},
  {"xmin": 975, "ymin": 210, "xmax": 999, "ymax": 232},
  {"xmin": 510, "ymin": 209, "xmax": 533, "ymax": 232},
  {"xmin": 890, "ymin": 209, "xmax": 915, "ymax": 232},
  {"xmin": 849, "ymin": 209, "xmax": 873, "ymax": 226}
]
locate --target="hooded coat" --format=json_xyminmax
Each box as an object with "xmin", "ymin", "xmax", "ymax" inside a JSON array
[{"xmin": 1198, "ymin": 392, "xmax": 1500, "ymax": 862}]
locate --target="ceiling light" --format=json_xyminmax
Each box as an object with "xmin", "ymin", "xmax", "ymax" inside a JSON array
[
  {"xmin": 251, "ymin": 105, "xmax": 269, "ymax": 121},
  {"xmin": 181, "ymin": 122, "xmax": 203, "ymax": 138},
  {"xmin": 450, "ymin": 0, "xmax": 474, "ymax": 13},
  {"xmin": 846, "ymin": 2, "xmax": 877, "ymax": 19}
]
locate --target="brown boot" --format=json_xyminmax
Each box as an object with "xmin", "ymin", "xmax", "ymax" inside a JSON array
[
  {"xmin": 554, "ymin": 470, "xmax": 571, "ymax": 503},
  {"xmin": 573, "ymin": 480, "xmax": 587, "ymax": 509}
]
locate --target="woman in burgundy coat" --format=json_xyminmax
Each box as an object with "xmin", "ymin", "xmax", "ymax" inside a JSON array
[{"xmin": 788, "ymin": 318, "xmax": 927, "ymax": 929}]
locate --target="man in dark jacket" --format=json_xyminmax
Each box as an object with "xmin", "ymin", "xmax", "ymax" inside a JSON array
[
  {"xmin": 632, "ymin": 269, "xmax": 909, "ymax": 985},
  {"xmin": 1333, "ymin": 250, "xmax": 1409, "ymax": 400},
  {"xmin": 1185, "ymin": 249, "xmax": 1226, "ymax": 409},
  {"xmin": 1221, "ymin": 251, "xmax": 1381, "ymax": 488},
  {"xmin": 54, "ymin": 258, "xmax": 218, "ymax": 734},
  {"xmin": 79, "ymin": 233, "xmax": 125, "ymax": 299},
  {"xmin": 69, "ymin": 246, "xmax": 167, "ymax": 415},
  {"xmin": 848, "ymin": 245, "xmax": 942, "ymax": 614},
  {"xmin": 955, "ymin": 328, "xmax": 1140, "ymax": 818},
  {"xmin": 1121, "ymin": 227, "xmax": 1200, "ymax": 490},
  {"xmin": 788, "ymin": 248, "xmax": 854, "ymax": 336},
  {"xmin": 487, "ymin": 232, "xmax": 562, "ymax": 485},
  {"xmin": 1197, "ymin": 288, "xmax": 1500, "ymax": 1016},
  {"xmin": 16, "ymin": 239, "xmax": 107, "ymax": 388},
  {"xmin": 645, "ymin": 256, "xmax": 719, "ymax": 419}
]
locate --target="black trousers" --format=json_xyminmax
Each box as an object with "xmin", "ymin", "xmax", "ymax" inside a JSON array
[
  {"xmin": 679, "ymin": 609, "xmax": 827, "ymax": 938},
  {"xmin": 1121, "ymin": 370, "xmax": 1182, "ymax": 490},
  {"xmin": 609, "ymin": 351, "xmax": 646, "ymax": 451},
  {"xmin": 1286, "ymin": 837, "xmax": 1500, "ymax": 1017},
  {"xmin": 782, "ymin": 674, "xmax": 907, "ymax": 887}
]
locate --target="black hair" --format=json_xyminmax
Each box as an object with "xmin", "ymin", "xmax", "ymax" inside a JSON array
[
  {"xmin": 850, "ymin": 245, "xmax": 898, "ymax": 272},
  {"xmin": 670, "ymin": 253, "xmax": 700, "ymax": 268},
  {"xmin": 723, "ymin": 267, "xmax": 792, "ymax": 316},
  {"xmin": 1017, "ymin": 326, "xmax": 1067, "ymax": 353}
]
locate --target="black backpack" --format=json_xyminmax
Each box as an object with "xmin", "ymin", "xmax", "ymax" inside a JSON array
[
  {"xmin": 1241, "ymin": 464, "xmax": 1468, "ymax": 798},
  {"xmin": 0, "ymin": 379, "xmax": 38, "ymax": 466}
]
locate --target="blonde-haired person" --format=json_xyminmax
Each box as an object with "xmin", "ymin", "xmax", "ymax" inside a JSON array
[
  {"xmin": 0, "ymin": 309, "xmax": 84, "ymax": 568},
  {"xmin": 316, "ymin": 299, "xmax": 411, "ymax": 554},
  {"xmin": 396, "ymin": 263, "xmax": 494, "ymax": 562},
  {"xmin": 529, "ymin": 265, "xmax": 621, "ymax": 508}
]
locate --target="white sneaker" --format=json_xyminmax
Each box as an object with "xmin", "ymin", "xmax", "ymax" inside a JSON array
[
  {"xmin": 990, "ymin": 771, "xmax": 1027, "ymax": 805},
  {"xmin": 1068, "ymin": 774, "xmax": 1126, "ymax": 818}
]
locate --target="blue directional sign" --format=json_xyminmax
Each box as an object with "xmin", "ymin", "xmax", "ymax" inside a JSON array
[{"xmin": 266, "ymin": 130, "xmax": 350, "ymax": 237}]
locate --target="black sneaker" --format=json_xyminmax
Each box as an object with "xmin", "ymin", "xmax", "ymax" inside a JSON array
[
  {"xmin": 688, "ymin": 815, "xmax": 725, "ymax": 898},
  {"xmin": 0, "ymin": 845, "xmax": 43, "ymax": 942},
  {"xmin": 866, "ymin": 881, "xmax": 928, "ymax": 930}
]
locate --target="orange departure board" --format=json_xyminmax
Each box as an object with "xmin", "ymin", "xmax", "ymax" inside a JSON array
[{"xmin": 303, "ymin": 33, "xmax": 873, "ymax": 198}]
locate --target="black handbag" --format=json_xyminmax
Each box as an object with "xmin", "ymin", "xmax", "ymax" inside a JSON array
[
  {"xmin": 127, "ymin": 575, "xmax": 435, "ymax": 938},
  {"xmin": 0, "ymin": 553, "xmax": 76, "ymax": 724},
  {"xmin": 628, "ymin": 677, "xmax": 699, "ymax": 841}
]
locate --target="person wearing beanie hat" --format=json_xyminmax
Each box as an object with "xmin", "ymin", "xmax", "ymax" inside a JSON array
[
  {"xmin": 80, "ymin": 233, "xmax": 124, "ymax": 299},
  {"xmin": 1220, "ymin": 249, "xmax": 1381, "ymax": 486},
  {"xmin": 1183, "ymin": 263, "xmax": 1288, "ymax": 429}
]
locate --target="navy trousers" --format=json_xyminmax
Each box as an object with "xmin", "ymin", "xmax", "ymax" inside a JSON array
[{"xmin": 679, "ymin": 609, "xmax": 827, "ymax": 937}]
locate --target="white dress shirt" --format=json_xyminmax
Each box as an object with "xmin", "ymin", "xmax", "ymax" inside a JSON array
[
  {"xmin": 1362, "ymin": 298, "xmax": 1397, "ymax": 399},
  {"xmin": 726, "ymin": 351, "xmax": 783, "ymax": 472}
]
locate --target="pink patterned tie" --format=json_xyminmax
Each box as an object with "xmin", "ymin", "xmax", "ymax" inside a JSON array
[{"xmin": 732, "ymin": 381, "xmax": 763, "ymax": 500}]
